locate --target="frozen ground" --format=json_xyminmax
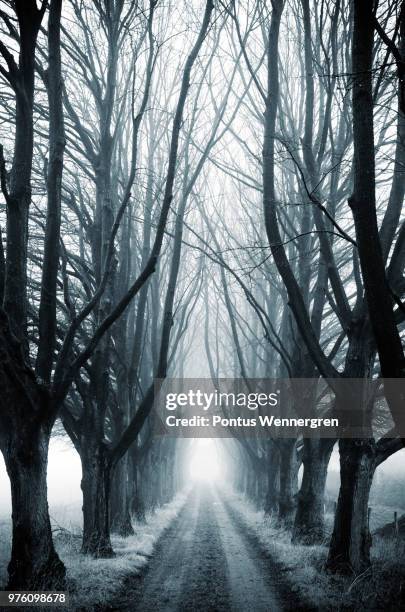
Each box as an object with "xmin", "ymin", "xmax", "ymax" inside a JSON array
[
  {"xmin": 229, "ymin": 491, "xmax": 405, "ymax": 611},
  {"xmin": 106, "ymin": 486, "xmax": 303, "ymax": 611},
  {"xmin": 1, "ymin": 487, "xmax": 405, "ymax": 610},
  {"xmin": 0, "ymin": 494, "xmax": 188, "ymax": 610}
]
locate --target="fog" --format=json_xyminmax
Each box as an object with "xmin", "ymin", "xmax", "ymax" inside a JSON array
[
  {"xmin": 0, "ymin": 438, "xmax": 82, "ymax": 520},
  {"xmin": 1, "ymin": 436, "xmax": 405, "ymax": 523}
]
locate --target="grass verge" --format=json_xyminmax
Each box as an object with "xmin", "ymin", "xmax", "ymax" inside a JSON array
[
  {"xmin": 0, "ymin": 493, "xmax": 187, "ymax": 611},
  {"xmin": 227, "ymin": 491, "xmax": 405, "ymax": 611}
]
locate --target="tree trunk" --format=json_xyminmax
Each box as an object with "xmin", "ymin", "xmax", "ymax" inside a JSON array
[
  {"xmin": 246, "ymin": 466, "xmax": 257, "ymax": 502},
  {"xmin": 80, "ymin": 442, "xmax": 114, "ymax": 557},
  {"xmin": 326, "ymin": 439, "xmax": 375, "ymax": 574},
  {"xmin": 292, "ymin": 438, "xmax": 334, "ymax": 544},
  {"xmin": 110, "ymin": 455, "xmax": 134, "ymax": 537},
  {"xmin": 349, "ymin": 0, "xmax": 405, "ymax": 436},
  {"xmin": 130, "ymin": 450, "xmax": 146, "ymax": 521},
  {"xmin": 3, "ymin": 2, "xmax": 45, "ymax": 347},
  {"xmin": 264, "ymin": 441, "xmax": 280, "ymax": 515},
  {"xmin": 3, "ymin": 425, "xmax": 65, "ymax": 589},
  {"xmin": 277, "ymin": 439, "xmax": 298, "ymax": 527}
]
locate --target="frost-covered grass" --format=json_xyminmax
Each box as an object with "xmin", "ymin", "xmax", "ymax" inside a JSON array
[
  {"xmin": 0, "ymin": 493, "xmax": 187, "ymax": 610},
  {"xmin": 227, "ymin": 491, "xmax": 405, "ymax": 611},
  {"xmin": 64, "ymin": 494, "xmax": 187, "ymax": 610},
  {"xmin": 323, "ymin": 503, "xmax": 404, "ymax": 537},
  {"xmin": 0, "ymin": 519, "xmax": 11, "ymax": 588}
]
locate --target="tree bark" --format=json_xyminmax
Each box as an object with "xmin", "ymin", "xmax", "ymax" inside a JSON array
[
  {"xmin": 2, "ymin": 423, "xmax": 65, "ymax": 589},
  {"xmin": 277, "ymin": 439, "xmax": 298, "ymax": 526},
  {"xmin": 80, "ymin": 441, "xmax": 114, "ymax": 557},
  {"xmin": 326, "ymin": 439, "xmax": 375, "ymax": 574},
  {"xmin": 110, "ymin": 455, "xmax": 133, "ymax": 537},
  {"xmin": 36, "ymin": 0, "xmax": 65, "ymax": 383},
  {"xmin": 130, "ymin": 447, "xmax": 146, "ymax": 522},
  {"xmin": 264, "ymin": 440, "xmax": 280, "ymax": 515},
  {"xmin": 292, "ymin": 438, "xmax": 334, "ymax": 543},
  {"xmin": 349, "ymin": 0, "xmax": 405, "ymax": 436},
  {"xmin": 2, "ymin": 1, "xmax": 46, "ymax": 346},
  {"xmin": 0, "ymin": 0, "xmax": 65, "ymax": 589}
]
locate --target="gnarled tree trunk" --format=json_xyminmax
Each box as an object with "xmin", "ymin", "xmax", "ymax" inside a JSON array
[
  {"xmin": 326, "ymin": 439, "xmax": 375, "ymax": 574},
  {"xmin": 2, "ymin": 420, "xmax": 65, "ymax": 589},
  {"xmin": 80, "ymin": 441, "xmax": 114, "ymax": 557},
  {"xmin": 292, "ymin": 438, "xmax": 334, "ymax": 544}
]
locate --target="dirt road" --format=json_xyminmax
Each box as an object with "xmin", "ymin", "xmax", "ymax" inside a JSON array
[{"xmin": 107, "ymin": 486, "xmax": 307, "ymax": 611}]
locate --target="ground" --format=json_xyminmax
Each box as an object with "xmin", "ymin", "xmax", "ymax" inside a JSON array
[
  {"xmin": 104, "ymin": 486, "xmax": 307, "ymax": 612},
  {"xmin": 1, "ymin": 487, "xmax": 405, "ymax": 611}
]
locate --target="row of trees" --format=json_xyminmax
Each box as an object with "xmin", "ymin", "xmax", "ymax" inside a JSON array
[
  {"xmin": 199, "ymin": 0, "xmax": 405, "ymax": 576},
  {"xmin": 0, "ymin": 0, "xmax": 223, "ymax": 589}
]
